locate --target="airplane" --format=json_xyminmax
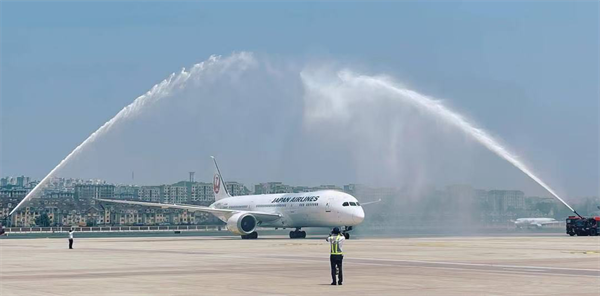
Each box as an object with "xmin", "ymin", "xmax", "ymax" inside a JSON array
[
  {"xmin": 98, "ymin": 157, "xmax": 378, "ymax": 239},
  {"xmin": 514, "ymin": 218, "xmax": 560, "ymax": 228}
]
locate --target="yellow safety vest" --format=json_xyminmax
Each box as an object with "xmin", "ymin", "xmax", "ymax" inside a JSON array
[{"xmin": 330, "ymin": 234, "xmax": 343, "ymax": 255}]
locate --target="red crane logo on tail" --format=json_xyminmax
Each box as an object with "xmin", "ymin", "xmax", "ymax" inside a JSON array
[{"xmin": 213, "ymin": 174, "xmax": 220, "ymax": 194}]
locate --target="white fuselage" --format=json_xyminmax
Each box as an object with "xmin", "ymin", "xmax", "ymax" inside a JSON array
[
  {"xmin": 514, "ymin": 218, "xmax": 558, "ymax": 227},
  {"xmin": 210, "ymin": 190, "xmax": 365, "ymax": 228}
]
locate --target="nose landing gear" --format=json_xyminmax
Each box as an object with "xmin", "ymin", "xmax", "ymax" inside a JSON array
[
  {"xmin": 289, "ymin": 228, "xmax": 306, "ymax": 239},
  {"xmin": 342, "ymin": 226, "xmax": 352, "ymax": 239}
]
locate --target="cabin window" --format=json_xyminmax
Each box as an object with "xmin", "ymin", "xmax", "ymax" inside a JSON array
[
  {"xmin": 342, "ymin": 202, "xmax": 349, "ymax": 207},
  {"xmin": 349, "ymin": 202, "xmax": 357, "ymax": 206}
]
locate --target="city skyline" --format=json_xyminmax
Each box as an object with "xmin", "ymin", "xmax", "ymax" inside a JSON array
[
  {"xmin": 5, "ymin": 173, "xmax": 596, "ymax": 228},
  {"xmin": 2, "ymin": 173, "xmax": 597, "ymax": 201}
]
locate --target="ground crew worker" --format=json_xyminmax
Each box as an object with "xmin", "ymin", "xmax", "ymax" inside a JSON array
[
  {"xmin": 68, "ymin": 229, "xmax": 74, "ymax": 249},
  {"xmin": 326, "ymin": 227, "xmax": 345, "ymax": 285}
]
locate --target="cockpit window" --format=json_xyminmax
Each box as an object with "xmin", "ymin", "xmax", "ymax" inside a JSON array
[
  {"xmin": 356, "ymin": 202, "xmax": 360, "ymax": 206},
  {"xmin": 349, "ymin": 202, "xmax": 357, "ymax": 206},
  {"xmin": 342, "ymin": 202, "xmax": 349, "ymax": 207}
]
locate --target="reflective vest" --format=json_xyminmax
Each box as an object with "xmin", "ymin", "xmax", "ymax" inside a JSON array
[{"xmin": 330, "ymin": 234, "xmax": 343, "ymax": 255}]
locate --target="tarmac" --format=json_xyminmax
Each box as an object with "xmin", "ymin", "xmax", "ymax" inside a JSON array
[{"xmin": 1, "ymin": 234, "xmax": 599, "ymax": 295}]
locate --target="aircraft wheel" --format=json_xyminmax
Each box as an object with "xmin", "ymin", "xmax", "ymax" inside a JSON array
[
  {"xmin": 343, "ymin": 233, "xmax": 350, "ymax": 239},
  {"xmin": 290, "ymin": 230, "xmax": 305, "ymax": 239}
]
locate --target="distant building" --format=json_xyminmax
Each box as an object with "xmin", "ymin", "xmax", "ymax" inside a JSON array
[
  {"xmin": 16, "ymin": 176, "xmax": 30, "ymax": 187},
  {"xmin": 343, "ymin": 184, "xmax": 397, "ymax": 201},
  {"xmin": 292, "ymin": 186, "xmax": 313, "ymax": 193},
  {"xmin": 24, "ymin": 180, "xmax": 38, "ymax": 189},
  {"xmin": 114, "ymin": 185, "xmax": 139, "ymax": 200},
  {"xmin": 160, "ymin": 185, "xmax": 187, "ymax": 204},
  {"xmin": 292, "ymin": 185, "xmax": 342, "ymax": 193},
  {"xmin": 316, "ymin": 185, "xmax": 341, "ymax": 190},
  {"xmin": 46, "ymin": 191, "xmax": 74, "ymax": 199},
  {"xmin": 1, "ymin": 177, "xmax": 16, "ymax": 186},
  {"xmin": 139, "ymin": 186, "xmax": 161, "ymax": 202},
  {"xmin": 74, "ymin": 184, "xmax": 115, "ymax": 200},
  {"xmin": 0, "ymin": 192, "xmax": 23, "ymax": 222},
  {"xmin": 255, "ymin": 182, "xmax": 293, "ymax": 194},
  {"xmin": 225, "ymin": 181, "xmax": 248, "ymax": 196},
  {"xmin": 0, "ymin": 187, "xmax": 28, "ymax": 199},
  {"xmin": 11, "ymin": 207, "xmax": 39, "ymax": 227},
  {"xmin": 486, "ymin": 190, "xmax": 525, "ymax": 212},
  {"xmin": 190, "ymin": 183, "xmax": 214, "ymax": 203}
]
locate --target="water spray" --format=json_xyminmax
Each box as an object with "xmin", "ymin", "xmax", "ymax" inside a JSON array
[
  {"xmin": 9, "ymin": 53, "xmax": 255, "ymax": 216},
  {"xmin": 10, "ymin": 55, "xmax": 577, "ymax": 221},
  {"xmin": 302, "ymin": 69, "xmax": 579, "ymax": 218},
  {"xmin": 360, "ymin": 74, "xmax": 581, "ymax": 217}
]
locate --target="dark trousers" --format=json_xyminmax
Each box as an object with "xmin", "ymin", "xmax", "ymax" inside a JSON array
[
  {"xmin": 69, "ymin": 239, "xmax": 73, "ymax": 249},
  {"xmin": 330, "ymin": 254, "xmax": 343, "ymax": 283}
]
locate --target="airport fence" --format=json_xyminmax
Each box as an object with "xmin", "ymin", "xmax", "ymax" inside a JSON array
[{"xmin": 3, "ymin": 225, "xmax": 225, "ymax": 234}]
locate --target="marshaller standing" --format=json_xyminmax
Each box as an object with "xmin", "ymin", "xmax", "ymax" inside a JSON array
[
  {"xmin": 326, "ymin": 227, "xmax": 345, "ymax": 285},
  {"xmin": 68, "ymin": 229, "xmax": 74, "ymax": 249}
]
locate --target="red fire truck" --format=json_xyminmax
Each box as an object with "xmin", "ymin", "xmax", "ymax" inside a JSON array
[{"xmin": 566, "ymin": 216, "xmax": 600, "ymax": 236}]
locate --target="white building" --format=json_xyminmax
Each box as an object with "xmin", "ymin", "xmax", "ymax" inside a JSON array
[
  {"xmin": 161, "ymin": 185, "xmax": 187, "ymax": 204},
  {"xmin": 191, "ymin": 183, "xmax": 214, "ymax": 203}
]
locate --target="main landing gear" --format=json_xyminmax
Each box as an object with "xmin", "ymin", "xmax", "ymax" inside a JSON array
[
  {"xmin": 241, "ymin": 232, "xmax": 258, "ymax": 239},
  {"xmin": 289, "ymin": 228, "xmax": 306, "ymax": 239}
]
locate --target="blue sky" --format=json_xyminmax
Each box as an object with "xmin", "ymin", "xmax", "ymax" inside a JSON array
[{"xmin": 1, "ymin": 1, "xmax": 598, "ymax": 197}]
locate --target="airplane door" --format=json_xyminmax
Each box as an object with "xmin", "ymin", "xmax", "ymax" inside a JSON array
[
  {"xmin": 326, "ymin": 198, "xmax": 333, "ymax": 213},
  {"xmin": 326, "ymin": 197, "xmax": 341, "ymax": 224}
]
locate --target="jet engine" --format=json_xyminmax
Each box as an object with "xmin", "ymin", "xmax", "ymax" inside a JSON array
[{"xmin": 227, "ymin": 212, "xmax": 257, "ymax": 235}]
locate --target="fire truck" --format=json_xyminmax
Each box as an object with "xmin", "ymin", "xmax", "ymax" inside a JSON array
[{"xmin": 566, "ymin": 216, "xmax": 600, "ymax": 236}]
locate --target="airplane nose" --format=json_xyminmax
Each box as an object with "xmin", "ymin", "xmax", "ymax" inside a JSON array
[{"xmin": 353, "ymin": 207, "xmax": 365, "ymax": 224}]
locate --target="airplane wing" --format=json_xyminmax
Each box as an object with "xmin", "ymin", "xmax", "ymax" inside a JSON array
[
  {"xmin": 361, "ymin": 199, "xmax": 382, "ymax": 206},
  {"xmin": 96, "ymin": 199, "xmax": 281, "ymax": 222}
]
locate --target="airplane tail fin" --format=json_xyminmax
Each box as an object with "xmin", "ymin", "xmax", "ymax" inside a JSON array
[{"xmin": 211, "ymin": 156, "xmax": 231, "ymax": 201}]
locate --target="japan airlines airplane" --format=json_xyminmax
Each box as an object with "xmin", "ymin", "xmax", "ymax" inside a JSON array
[
  {"xmin": 514, "ymin": 218, "xmax": 560, "ymax": 228},
  {"xmin": 98, "ymin": 157, "xmax": 377, "ymax": 239}
]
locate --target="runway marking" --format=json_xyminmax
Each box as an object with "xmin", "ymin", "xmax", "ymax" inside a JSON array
[
  {"xmin": 78, "ymin": 246, "xmax": 600, "ymax": 276},
  {"xmin": 501, "ymin": 268, "xmax": 547, "ymax": 272},
  {"xmin": 566, "ymin": 250, "xmax": 600, "ymax": 255},
  {"xmin": 6, "ymin": 245, "xmax": 598, "ymax": 281},
  {"xmin": 347, "ymin": 256, "xmax": 600, "ymax": 273}
]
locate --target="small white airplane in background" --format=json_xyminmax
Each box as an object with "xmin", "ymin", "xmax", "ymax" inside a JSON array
[
  {"xmin": 514, "ymin": 218, "xmax": 560, "ymax": 228},
  {"xmin": 99, "ymin": 157, "xmax": 379, "ymax": 239}
]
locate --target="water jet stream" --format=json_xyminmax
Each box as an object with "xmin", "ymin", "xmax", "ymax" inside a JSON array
[
  {"xmin": 10, "ymin": 56, "xmax": 575, "ymax": 219},
  {"xmin": 339, "ymin": 72, "xmax": 575, "ymax": 213},
  {"xmin": 10, "ymin": 53, "xmax": 255, "ymax": 215}
]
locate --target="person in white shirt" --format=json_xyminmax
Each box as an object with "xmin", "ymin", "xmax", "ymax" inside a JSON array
[
  {"xmin": 68, "ymin": 229, "xmax": 74, "ymax": 249},
  {"xmin": 326, "ymin": 227, "xmax": 345, "ymax": 285}
]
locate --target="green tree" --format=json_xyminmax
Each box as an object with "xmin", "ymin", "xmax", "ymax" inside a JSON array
[{"xmin": 35, "ymin": 213, "xmax": 51, "ymax": 227}]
